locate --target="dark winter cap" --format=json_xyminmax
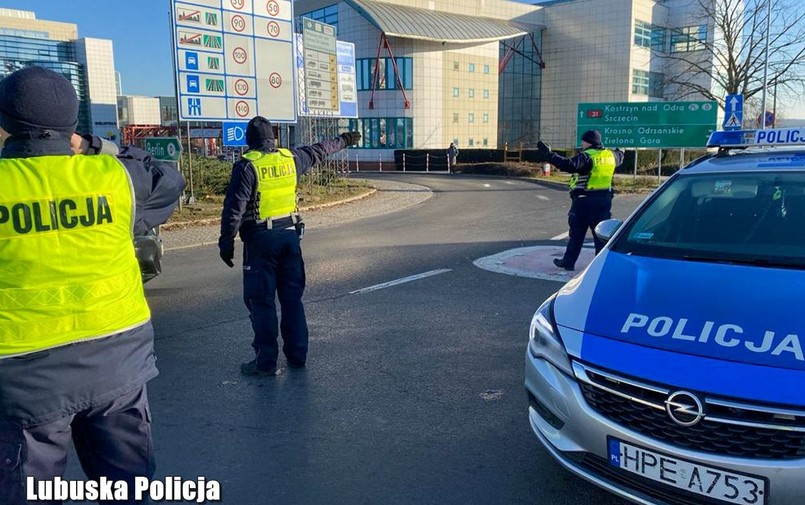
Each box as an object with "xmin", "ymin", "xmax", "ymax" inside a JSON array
[
  {"xmin": 581, "ymin": 129, "xmax": 603, "ymax": 146},
  {"xmin": 245, "ymin": 115, "xmax": 275, "ymax": 150},
  {"xmin": 0, "ymin": 66, "xmax": 78, "ymax": 138}
]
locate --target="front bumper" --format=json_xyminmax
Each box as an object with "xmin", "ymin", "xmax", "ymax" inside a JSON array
[{"xmin": 524, "ymin": 350, "xmax": 805, "ymax": 505}]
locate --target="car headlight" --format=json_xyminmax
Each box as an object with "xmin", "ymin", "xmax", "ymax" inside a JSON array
[{"xmin": 528, "ymin": 296, "xmax": 573, "ymax": 376}]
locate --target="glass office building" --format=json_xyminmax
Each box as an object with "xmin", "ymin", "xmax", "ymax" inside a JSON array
[{"xmin": 0, "ymin": 9, "xmax": 118, "ymax": 139}]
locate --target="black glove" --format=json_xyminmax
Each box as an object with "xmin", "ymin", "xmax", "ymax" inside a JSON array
[
  {"xmin": 537, "ymin": 141, "xmax": 552, "ymax": 155},
  {"xmin": 340, "ymin": 131, "xmax": 362, "ymax": 147},
  {"xmin": 219, "ymin": 244, "xmax": 234, "ymax": 268}
]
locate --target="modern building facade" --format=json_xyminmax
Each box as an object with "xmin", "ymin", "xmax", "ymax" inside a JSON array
[
  {"xmin": 296, "ymin": 0, "xmax": 544, "ymax": 160},
  {"xmin": 118, "ymin": 96, "xmax": 162, "ymax": 126},
  {"xmin": 538, "ymin": 0, "xmax": 718, "ymax": 147},
  {"xmin": 0, "ymin": 9, "xmax": 119, "ymax": 140},
  {"xmin": 295, "ymin": 0, "xmax": 719, "ymax": 154}
]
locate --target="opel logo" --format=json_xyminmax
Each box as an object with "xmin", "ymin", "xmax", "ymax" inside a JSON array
[{"xmin": 665, "ymin": 391, "xmax": 705, "ymax": 427}]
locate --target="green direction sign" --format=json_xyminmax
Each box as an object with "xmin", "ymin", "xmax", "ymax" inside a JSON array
[
  {"xmin": 144, "ymin": 137, "xmax": 181, "ymax": 161},
  {"xmin": 576, "ymin": 101, "xmax": 718, "ymax": 148}
]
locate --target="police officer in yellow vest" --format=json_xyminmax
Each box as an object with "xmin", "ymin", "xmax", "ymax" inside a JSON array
[
  {"xmin": 219, "ymin": 116, "xmax": 360, "ymax": 376},
  {"xmin": 0, "ymin": 67, "xmax": 185, "ymax": 504},
  {"xmin": 538, "ymin": 129, "xmax": 623, "ymax": 271}
]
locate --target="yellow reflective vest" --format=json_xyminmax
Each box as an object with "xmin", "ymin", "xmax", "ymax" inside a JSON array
[
  {"xmin": 242, "ymin": 148, "xmax": 298, "ymax": 219},
  {"xmin": 0, "ymin": 154, "xmax": 150, "ymax": 358},
  {"xmin": 569, "ymin": 148, "xmax": 617, "ymax": 192}
]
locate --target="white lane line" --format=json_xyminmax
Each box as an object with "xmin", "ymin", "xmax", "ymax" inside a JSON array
[
  {"xmin": 349, "ymin": 269, "xmax": 452, "ymax": 295},
  {"xmin": 551, "ymin": 232, "xmax": 569, "ymax": 240},
  {"xmin": 537, "ymin": 195, "xmax": 550, "ymax": 201},
  {"xmin": 483, "ymin": 183, "xmax": 491, "ymax": 188}
]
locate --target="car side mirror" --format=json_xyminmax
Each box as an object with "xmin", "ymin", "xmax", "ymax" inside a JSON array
[{"xmin": 594, "ymin": 219, "xmax": 623, "ymax": 243}]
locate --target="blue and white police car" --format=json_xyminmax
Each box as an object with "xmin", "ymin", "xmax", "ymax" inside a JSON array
[{"xmin": 525, "ymin": 128, "xmax": 805, "ymax": 505}]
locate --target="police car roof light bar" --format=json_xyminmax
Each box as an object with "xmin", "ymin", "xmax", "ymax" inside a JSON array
[{"xmin": 707, "ymin": 128, "xmax": 805, "ymax": 150}]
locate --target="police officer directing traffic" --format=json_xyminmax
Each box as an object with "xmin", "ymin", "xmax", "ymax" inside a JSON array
[
  {"xmin": 218, "ymin": 116, "xmax": 360, "ymax": 376},
  {"xmin": 0, "ymin": 66, "xmax": 185, "ymax": 503},
  {"xmin": 538, "ymin": 129, "xmax": 623, "ymax": 271}
]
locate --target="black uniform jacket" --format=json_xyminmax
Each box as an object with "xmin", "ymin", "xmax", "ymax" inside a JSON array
[
  {"xmin": 0, "ymin": 135, "xmax": 186, "ymax": 428},
  {"xmin": 219, "ymin": 136, "xmax": 348, "ymax": 246}
]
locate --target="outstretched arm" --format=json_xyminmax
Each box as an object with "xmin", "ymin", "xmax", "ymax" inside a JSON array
[{"xmin": 289, "ymin": 131, "xmax": 361, "ymax": 178}]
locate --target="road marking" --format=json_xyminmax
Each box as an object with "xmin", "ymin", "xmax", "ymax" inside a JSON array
[
  {"xmin": 483, "ymin": 183, "xmax": 491, "ymax": 188},
  {"xmin": 551, "ymin": 232, "xmax": 569, "ymax": 240},
  {"xmin": 537, "ymin": 195, "xmax": 550, "ymax": 201},
  {"xmin": 349, "ymin": 269, "xmax": 451, "ymax": 295}
]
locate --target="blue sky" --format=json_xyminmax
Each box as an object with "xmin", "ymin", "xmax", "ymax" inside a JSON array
[
  {"xmin": 6, "ymin": 0, "xmax": 805, "ymax": 119},
  {"xmin": 5, "ymin": 0, "xmax": 176, "ymax": 96}
]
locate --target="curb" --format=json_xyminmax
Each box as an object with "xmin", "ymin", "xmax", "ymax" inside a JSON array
[{"xmin": 161, "ymin": 187, "xmax": 378, "ymax": 231}]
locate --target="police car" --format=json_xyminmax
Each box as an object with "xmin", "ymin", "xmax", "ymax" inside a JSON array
[{"xmin": 525, "ymin": 128, "xmax": 805, "ymax": 505}]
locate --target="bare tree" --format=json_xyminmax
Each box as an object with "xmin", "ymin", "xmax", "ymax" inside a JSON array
[{"xmin": 663, "ymin": 0, "xmax": 805, "ymax": 111}]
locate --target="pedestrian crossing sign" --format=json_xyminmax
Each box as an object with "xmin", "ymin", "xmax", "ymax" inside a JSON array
[{"xmin": 724, "ymin": 113, "xmax": 741, "ymax": 131}]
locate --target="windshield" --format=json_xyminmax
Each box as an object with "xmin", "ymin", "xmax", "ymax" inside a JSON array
[{"xmin": 610, "ymin": 171, "xmax": 805, "ymax": 268}]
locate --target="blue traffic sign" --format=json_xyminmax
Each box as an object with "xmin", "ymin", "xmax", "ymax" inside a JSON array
[
  {"xmin": 185, "ymin": 51, "xmax": 198, "ymax": 70},
  {"xmin": 723, "ymin": 94, "xmax": 743, "ymax": 130},
  {"xmin": 187, "ymin": 98, "xmax": 202, "ymax": 117},
  {"xmin": 186, "ymin": 75, "xmax": 199, "ymax": 93},
  {"xmin": 222, "ymin": 121, "xmax": 248, "ymax": 147}
]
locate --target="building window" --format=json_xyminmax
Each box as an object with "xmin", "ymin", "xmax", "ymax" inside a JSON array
[
  {"xmin": 468, "ymin": 113, "xmax": 475, "ymax": 123},
  {"xmin": 453, "ymin": 138, "xmax": 459, "ymax": 146},
  {"xmin": 356, "ymin": 57, "xmax": 414, "ymax": 90},
  {"xmin": 632, "ymin": 69, "xmax": 649, "ymax": 95},
  {"xmin": 635, "ymin": 20, "xmax": 666, "ymax": 52},
  {"xmin": 348, "ymin": 117, "xmax": 414, "ymax": 149},
  {"xmin": 670, "ymin": 25, "xmax": 707, "ymax": 53},
  {"xmin": 298, "ymin": 4, "xmax": 338, "ymax": 27},
  {"xmin": 648, "ymin": 71, "xmax": 664, "ymax": 97},
  {"xmin": 468, "ymin": 138, "xmax": 474, "ymax": 146},
  {"xmin": 452, "ymin": 113, "xmax": 459, "ymax": 123},
  {"xmin": 632, "ymin": 70, "xmax": 663, "ymax": 97},
  {"xmin": 634, "ymin": 20, "xmax": 651, "ymax": 47},
  {"xmin": 452, "ymin": 87, "xmax": 459, "ymax": 97},
  {"xmin": 453, "ymin": 61, "xmax": 459, "ymax": 71},
  {"xmin": 651, "ymin": 26, "xmax": 666, "ymax": 52},
  {"xmin": 483, "ymin": 89, "xmax": 489, "ymax": 99},
  {"xmin": 468, "ymin": 63, "xmax": 475, "ymax": 73},
  {"xmin": 483, "ymin": 113, "xmax": 489, "ymax": 123},
  {"xmin": 468, "ymin": 88, "xmax": 475, "ymax": 98},
  {"xmin": 483, "ymin": 64, "xmax": 490, "ymax": 74},
  {"xmin": 483, "ymin": 138, "xmax": 488, "ymax": 146}
]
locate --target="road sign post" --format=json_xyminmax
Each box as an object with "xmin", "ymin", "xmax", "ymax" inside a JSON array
[
  {"xmin": 723, "ymin": 94, "xmax": 743, "ymax": 131},
  {"xmin": 577, "ymin": 101, "xmax": 717, "ymax": 148},
  {"xmin": 144, "ymin": 137, "xmax": 182, "ymax": 161}
]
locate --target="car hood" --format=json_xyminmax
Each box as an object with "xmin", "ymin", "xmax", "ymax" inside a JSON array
[{"xmin": 554, "ymin": 250, "xmax": 805, "ymax": 404}]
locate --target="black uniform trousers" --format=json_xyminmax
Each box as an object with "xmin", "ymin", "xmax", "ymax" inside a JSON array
[
  {"xmin": 561, "ymin": 192, "xmax": 613, "ymax": 268},
  {"xmin": 0, "ymin": 385, "xmax": 154, "ymax": 505},
  {"xmin": 243, "ymin": 227, "xmax": 308, "ymax": 370}
]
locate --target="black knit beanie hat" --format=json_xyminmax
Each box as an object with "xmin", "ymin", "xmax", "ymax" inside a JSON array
[
  {"xmin": 0, "ymin": 66, "xmax": 79, "ymax": 138},
  {"xmin": 245, "ymin": 116, "xmax": 275, "ymax": 150},
  {"xmin": 581, "ymin": 129, "xmax": 603, "ymax": 146}
]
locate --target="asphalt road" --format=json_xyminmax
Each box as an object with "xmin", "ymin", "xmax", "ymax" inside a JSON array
[{"xmin": 132, "ymin": 174, "xmax": 646, "ymax": 504}]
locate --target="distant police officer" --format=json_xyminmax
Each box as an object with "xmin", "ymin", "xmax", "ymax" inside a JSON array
[
  {"xmin": 0, "ymin": 66, "xmax": 185, "ymax": 504},
  {"xmin": 538, "ymin": 129, "xmax": 623, "ymax": 271},
  {"xmin": 218, "ymin": 116, "xmax": 360, "ymax": 376}
]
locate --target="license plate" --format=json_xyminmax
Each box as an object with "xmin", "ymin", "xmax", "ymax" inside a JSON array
[{"xmin": 607, "ymin": 438, "xmax": 767, "ymax": 504}]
